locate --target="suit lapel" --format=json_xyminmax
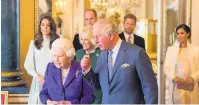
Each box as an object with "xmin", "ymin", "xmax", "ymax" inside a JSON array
[
  {"xmin": 187, "ymin": 44, "xmax": 195, "ymax": 74},
  {"xmin": 119, "ymin": 32, "xmax": 126, "ymax": 41},
  {"xmin": 53, "ymin": 68, "xmax": 63, "ymax": 89},
  {"xmin": 134, "ymin": 34, "xmax": 138, "ymax": 44},
  {"xmin": 104, "ymin": 51, "xmax": 110, "ymax": 85},
  {"xmin": 63, "ymin": 61, "xmax": 78, "ymax": 88},
  {"xmin": 110, "ymin": 41, "xmax": 127, "ymax": 82}
]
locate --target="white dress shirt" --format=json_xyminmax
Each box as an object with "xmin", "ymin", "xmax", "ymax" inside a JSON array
[
  {"xmin": 124, "ymin": 32, "xmax": 134, "ymax": 44},
  {"xmin": 82, "ymin": 39, "xmax": 122, "ymax": 75},
  {"xmin": 111, "ymin": 39, "xmax": 122, "ymax": 66}
]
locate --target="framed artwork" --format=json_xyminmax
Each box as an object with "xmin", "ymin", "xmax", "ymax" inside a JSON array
[
  {"xmin": 165, "ymin": 0, "xmax": 192, "ymax": 45},
  {"xmin": 34, "ymin": 0, "xmax": 77, "ymax": 39},
  {"xmin": 1, "ymin": 91, "xmax": 9, "ymax": 104},
  {"xmin": 34, "ymin": 0, "xmax": 52, "ymax": 34}
]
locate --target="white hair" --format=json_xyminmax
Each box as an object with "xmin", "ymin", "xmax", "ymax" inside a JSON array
[
  {"xmin": 52, "ymin": 38, "xmax": 76, "ymax": 61},
  {"xmin": 93, "ymin": 19, "xmax": 118, "ymax": 36}
]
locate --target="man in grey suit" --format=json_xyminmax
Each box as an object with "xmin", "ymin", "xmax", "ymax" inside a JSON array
[{"xmin": 81, "ymin": 19, "xmax": 158, "ymax": 104}]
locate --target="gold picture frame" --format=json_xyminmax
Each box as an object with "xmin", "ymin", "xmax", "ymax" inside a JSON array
[
  {"xmin": 187, "ymin": 0, "xmax": 192, "ymax": 27},
  {"xmin": 1, "ymin": 91, "xmax": 9, "ymax": 104},
  {"xmin": 34, "ymin": 0, "xmax": 39, "ymax": 34},
  {"xmin": 34, "ymin": 0, "xmax": 52, "ymax": 35}
]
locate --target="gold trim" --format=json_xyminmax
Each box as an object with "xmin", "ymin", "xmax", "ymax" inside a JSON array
[
  {"xmin": 34, "ymin": 0, "xmax": 39, "ymax": 35},
  {"xmin": 187, "ymin": 0, "xmax": 192, "ymax": 28},
  {"xmin": 1, "ymin": 80, "xmax": 26, "ymax": 87},
  {"xmin": 9, "ymin": 94, "xmax": 29, "ymax": 97},
  {"xmin": 1, "ymin": 71, "xmax": 23, "ymax": 77},
  {"xmin": 8, "ymin": 94, "xmax": 29, "ymax": 104}
]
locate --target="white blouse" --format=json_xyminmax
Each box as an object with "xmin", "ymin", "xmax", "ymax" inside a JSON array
[
  {"xmin": 24, "ymin": 38, "xmax": 52, "ymax": 77},
  {"xmin": 61, "ymin": 67, "xmax": 70, "ymax": 85},
  {"xmin": 173, "ymin": 48, "xmax": 191, "ymax": 104}
]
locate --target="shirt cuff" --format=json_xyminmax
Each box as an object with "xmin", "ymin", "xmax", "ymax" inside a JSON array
[{"xmin": 82, "ymin": 66, "xmax": 91, "ymax": 76}]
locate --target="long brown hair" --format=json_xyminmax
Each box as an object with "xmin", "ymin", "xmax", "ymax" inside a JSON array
[{"xmin": 34, "ymin": 16, "xmax": 59, "ymax": 50}]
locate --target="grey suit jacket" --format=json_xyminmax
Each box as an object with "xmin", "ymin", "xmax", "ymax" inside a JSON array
[{"xmin": 85, "ymin": 41, "xmax": 158, "ymax": 104}]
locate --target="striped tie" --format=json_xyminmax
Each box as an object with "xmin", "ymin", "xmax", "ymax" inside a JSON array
[
  {"xmin": 127, "ymin": 35, "xmax": 131, "ymax": 43},
  {"xmin": 108, "ymin": 50, "xmax": 113, "ymax": 81}
]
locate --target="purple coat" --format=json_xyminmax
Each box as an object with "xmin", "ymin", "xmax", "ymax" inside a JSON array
[{"xmin": 40, "ymin": 61, "xmax": 95, "ymax": 104}]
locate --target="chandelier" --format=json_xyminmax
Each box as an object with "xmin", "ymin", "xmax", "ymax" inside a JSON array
[
  {"xmin": 91, "ymin": 0, "xmax": 142, "ymax": 9},
  {"xmin": 56, "ymin": 0, "xmax": 66, "ymax": 9},
  {"xmin": 91, "ymin": 0, "xmax": 108, "ymax": 10}
]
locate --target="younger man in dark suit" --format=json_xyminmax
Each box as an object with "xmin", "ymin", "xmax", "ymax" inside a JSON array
[
  {"xmin": 73, "ymin": 9, "xmax": 98, "ymax": 51},
  {"xmin": 119, "ymin": 14, "xmax": 145, "ymax": 49}
]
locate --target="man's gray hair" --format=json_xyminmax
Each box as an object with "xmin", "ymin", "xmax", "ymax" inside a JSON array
[
  {"xmin": 93, "ymin": 19, "xmax": 118, "ymax": 36},
  {"xmin": 52, "ymin": 38, "xmax": 76, "ymax": 61}
]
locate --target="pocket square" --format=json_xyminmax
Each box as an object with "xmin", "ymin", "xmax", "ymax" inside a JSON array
[{"xmin": 121, "ymin": 63, "xmax": 130, "ymax": 68}]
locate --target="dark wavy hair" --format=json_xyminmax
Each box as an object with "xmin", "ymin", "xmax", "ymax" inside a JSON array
[
  {"xmin": 34, "ymin": 16, "xmax": 59, "ymax": 50},
  {"xmin": 176, "ymin": 24, "xmax": 191, "ymax": 38}
]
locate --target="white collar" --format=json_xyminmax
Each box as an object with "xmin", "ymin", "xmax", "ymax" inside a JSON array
[
  {"xmin": 112, "ymin": 39, "xmax": 122, "ymax": 54},
  {"xmin": 85, "ymin": 47, "xmax": 97, "ymax": 54},
  {"xmin": 124, "ymin": 32, "xmax": 134, "ymax": 41},
  {"xmin": 173, "ymin": 40, "xmax": 191, "ymax": 48},
  {"xmin": 124, "ymin": 31, "xmax": 134, "ymax": 37}
]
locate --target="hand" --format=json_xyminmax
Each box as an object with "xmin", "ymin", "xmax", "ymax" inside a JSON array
[
  {"xmin": 36, "ymin": 74, "xmax": 44, "ymax": 84},
  {"xmin": 183, "ymin": 76, "xmax": 194, "ymax": 91},
  {"xmin": 46, "ymin": 99, "xmax": 59, "ymax": 105},
  {"xmin": 173, "ymin": 76, "xmax": 195, "ymax": 91},
  {"xmin": 172, "ymin": 76, "xmax": 184, "ymax": 84},
  {"xmin": 81, "ymin": 54, "xmax": 91, "ymax": 72},
  {"xmin": 58, "ymin": 101, "xmax": 71, "ymax": 105},
  {"xmin": 186, "ymin": 76, "xmax": 194, "ymax": 84}
]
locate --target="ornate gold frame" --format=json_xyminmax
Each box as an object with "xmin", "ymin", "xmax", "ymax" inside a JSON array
[
  {"xmin": 1, "ymin": 71, "xmax": 26, "ymax": 87},
  {"xmin": 187, "ymin": 0, "xmax": 192, "ymax": 27},
  {"xmin": 34, "ymin": 0, "xmax": 39, "ymax": 34}
]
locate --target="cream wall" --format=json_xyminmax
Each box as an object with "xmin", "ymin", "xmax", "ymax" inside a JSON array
[
  {"xmin": 146, "ymin": 0, "xmax": 153, "ymax": 18},
  {"xmin": 191, "ymin": 0, "xmax": 199, "ymax": 46},
  {"xmin": 20, "ymin": 0, "xmax": 34, "ymax": 90}
]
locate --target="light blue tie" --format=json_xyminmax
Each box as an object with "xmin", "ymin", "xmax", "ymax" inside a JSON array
[{"xmin": 108, "ymin": 50, "xmax": 113, "ymax": 81}]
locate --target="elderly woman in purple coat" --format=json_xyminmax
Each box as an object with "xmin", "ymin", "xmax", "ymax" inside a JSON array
[{"xmin": 40, "ymin": 38, "xmax": 95, "ymax": 104}]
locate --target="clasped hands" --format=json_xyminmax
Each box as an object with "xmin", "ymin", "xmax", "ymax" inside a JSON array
[
  {"xmin": 173, "ymin": 76, "xmax": 194, "ymax": 91},
  {"xmin": 36, "ymin": 74, "xmax": 44, "ymax": 84},
  {"xmin": 47, "ymin": 99, "xmax": 71, "ymax": 105}
]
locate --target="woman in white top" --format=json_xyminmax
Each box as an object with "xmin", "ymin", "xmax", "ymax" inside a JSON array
[
  {"xmin": 24, "ymin": 16, "xmax": 59, "ymax": 104},
  {"xmin": 164, "ymin": 24, "xmax": 199, "ymax": 104}
]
